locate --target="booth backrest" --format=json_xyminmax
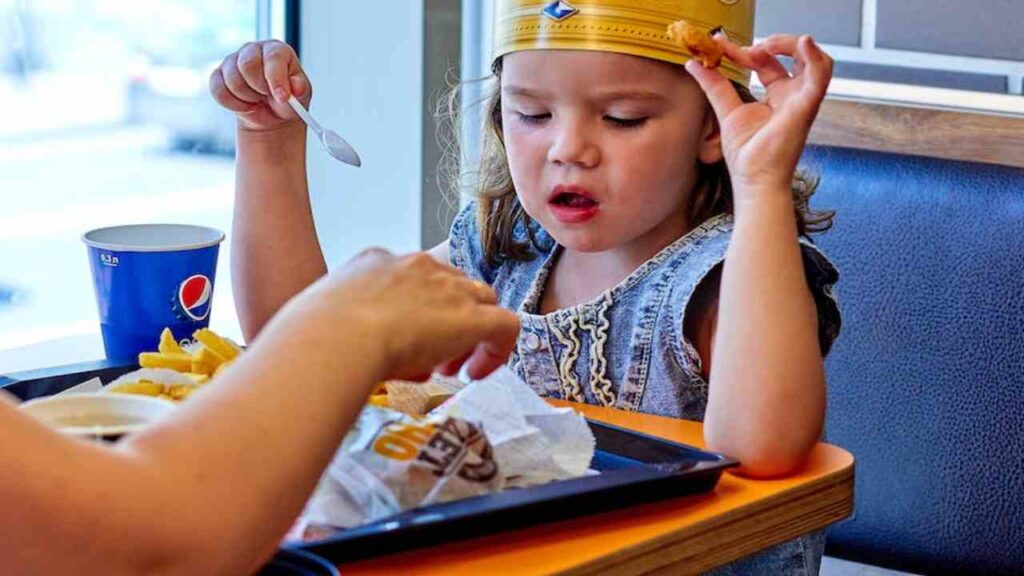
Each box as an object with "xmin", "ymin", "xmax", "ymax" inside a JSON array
[{"xmin": 805, "ymin": 145, "xmax": 1024, "ymax": 575}]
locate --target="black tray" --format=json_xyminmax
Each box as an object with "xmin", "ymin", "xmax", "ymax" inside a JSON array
[
  {"xmin": 3, "ymin": 362, "xmax": 738, "ymax": 563},
  {"xmin": 258, "ymin": 549, "xmax": 338, "ymax": 576}
]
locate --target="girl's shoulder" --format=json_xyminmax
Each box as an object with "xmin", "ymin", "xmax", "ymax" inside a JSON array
[
  {"xmin": 448, "ymin": 200, "xmax": 554, "ymax": 285},
  {"xmin": 448, "ymin": 200, "xmax": 493, "ymax": 282},
  {"xmin": 663, "ymin": 214, "xmax": 842, "ymax": 359}
]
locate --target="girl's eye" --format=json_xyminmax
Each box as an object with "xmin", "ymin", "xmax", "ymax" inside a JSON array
[
  {"xmin": 515, "ymin": 112, "xmax": 551, "ymax": 125},
  {"xmin": 605, "ymin": 116, "xmax": 648, "ymax": 129}
]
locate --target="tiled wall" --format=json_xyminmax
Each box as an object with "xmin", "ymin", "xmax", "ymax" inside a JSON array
[{"xmin": 755, "ymin": 0, "xmax": 1024, "ymax": 95}]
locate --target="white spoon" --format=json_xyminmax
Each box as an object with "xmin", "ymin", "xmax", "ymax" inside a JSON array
[{"xmin": 287, "ymin": 95, "xmax": 362, "ymax": 167}]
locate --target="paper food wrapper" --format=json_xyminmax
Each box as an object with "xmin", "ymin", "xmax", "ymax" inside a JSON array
[
  {"xmin": 294, "ymin": 366, "xmax": 595, "ymax": 533},
  {"xmin": 431, "ymin": 366, "xmax": 595, "ymax": 488}
]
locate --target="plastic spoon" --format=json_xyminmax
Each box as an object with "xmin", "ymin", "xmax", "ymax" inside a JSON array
[{"xmin": 287, "ymin": 95, "xmax": 362, "ymax": 167}]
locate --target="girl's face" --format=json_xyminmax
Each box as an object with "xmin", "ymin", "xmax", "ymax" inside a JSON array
[{"xmin": 501, "ymin": 50, "xmax": 722, "ymax": 256}]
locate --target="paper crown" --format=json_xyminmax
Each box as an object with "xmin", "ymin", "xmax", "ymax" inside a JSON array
[{"xmin": 492, "ymin": 0, "xmax": 756, "ymax": 86}]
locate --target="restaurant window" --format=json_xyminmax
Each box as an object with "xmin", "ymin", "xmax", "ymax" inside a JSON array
[
  {"xmin": 756, "ymin": 0, "xmax": 1024, "ymax": 116},
  {"xmin": 0, "ymin": 0, "xmax": 286, "ymax": 362}
]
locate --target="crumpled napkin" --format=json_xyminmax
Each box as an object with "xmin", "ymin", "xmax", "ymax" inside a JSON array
[
  {"xmin": 431, "ymin": 366, "xmax": 594, "ymax": 488},
  {"xmin": 294, "ymin": 366, "xmax": 595, "ymax": 533}
]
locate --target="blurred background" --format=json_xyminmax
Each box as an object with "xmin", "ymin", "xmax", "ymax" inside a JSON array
[{"xmin": 0, "ymin": 0, "xmax": 254, "ymax": 355}]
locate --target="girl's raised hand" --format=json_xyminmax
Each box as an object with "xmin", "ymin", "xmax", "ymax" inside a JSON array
[
  {"xmin": 209, "ymin": 40, "xmax": 311, "ymax": 133},
  {"xmin": 686, "ymin": 34, "xmax": 833, "ymax": 199}
]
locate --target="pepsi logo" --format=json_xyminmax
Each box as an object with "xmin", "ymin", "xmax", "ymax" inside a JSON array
[{"xmin": 178, "ymin": 274, "xmax": 213, "ymax": 321}]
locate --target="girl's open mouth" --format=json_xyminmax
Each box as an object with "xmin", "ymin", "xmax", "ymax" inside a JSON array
[{"xmin": 548, "ymin": 185, "xmax": 600, "ymax": 224}]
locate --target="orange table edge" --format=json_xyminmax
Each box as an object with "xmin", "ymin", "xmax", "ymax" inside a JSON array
[{"xmin": 336, "ymin": 401, "xmax": 855, "ymax": 576}]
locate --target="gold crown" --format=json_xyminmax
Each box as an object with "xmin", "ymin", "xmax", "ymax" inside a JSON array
[{"xmin": 492, "ymin": 0, "xmax": 756, "ymax": 86}]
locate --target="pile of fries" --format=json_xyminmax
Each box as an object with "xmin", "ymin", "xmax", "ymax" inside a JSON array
[
  {"xmin": 108, "ymin": 327, "xmax": 459, "ymax": 412},
  {"xmin": 107, "ymin": 328, "xmax": 241, "ymax": 402}
]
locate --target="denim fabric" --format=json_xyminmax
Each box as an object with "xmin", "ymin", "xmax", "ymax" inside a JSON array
[{"xmin": 449, "ymin": 202, "xmax": 841, "ymax": 575}]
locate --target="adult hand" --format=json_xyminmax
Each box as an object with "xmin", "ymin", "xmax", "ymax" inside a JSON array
[{"xmin": 288, "ymin": 249, "xmax": 520, "ymax": 382}]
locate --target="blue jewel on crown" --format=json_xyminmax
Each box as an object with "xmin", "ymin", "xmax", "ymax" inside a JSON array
[{"xmin": 542, "ymin": 1, "xmax": 579, "ymax": 22}]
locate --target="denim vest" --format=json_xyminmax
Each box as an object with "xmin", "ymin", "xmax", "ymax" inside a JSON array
[{"xmin": 449, "ymin": 202, "xmax": 841, "ymax": 575}]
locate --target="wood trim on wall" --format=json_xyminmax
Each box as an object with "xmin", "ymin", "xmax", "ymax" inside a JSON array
[{"xmin": 807, "ymin": 98, "xmax": 1024, "ymax": 169}]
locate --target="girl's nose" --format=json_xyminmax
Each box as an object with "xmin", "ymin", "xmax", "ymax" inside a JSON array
[{"xmin": 547, "ymin": 120, "xmax": 600, "ymax": 168}]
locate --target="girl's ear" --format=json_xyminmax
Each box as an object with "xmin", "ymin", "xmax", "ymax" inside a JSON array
[{"xmin": 698, "ymin": 111, "xmax": 724, "ymax": 165}]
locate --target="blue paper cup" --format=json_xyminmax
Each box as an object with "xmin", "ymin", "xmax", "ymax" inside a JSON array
[{"xmin": 83, "ymin": 224, "xmax": 225, "ymax": 361}]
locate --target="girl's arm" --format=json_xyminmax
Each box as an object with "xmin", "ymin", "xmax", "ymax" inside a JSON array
[
  {"xmin": 233, "ymin": 123, "xmax": 326, "ymax": 341},
  {"xmin": 212, "ymin": 41, "xmax": 456, "ymax": 340},
  {"xmin": 706, "ymin": 195, "xmax": 826, "ymax": 478},
  {"xmin": 0, "ymin": 250, "xmax": 517, "ymax": 575},
  {"xmin": 211, "ymin": 40, "xmax": 328, "ymax": 341},
  {"xmin": 687, "ymin": 35, "xmax": 834, "ymax": 478}
]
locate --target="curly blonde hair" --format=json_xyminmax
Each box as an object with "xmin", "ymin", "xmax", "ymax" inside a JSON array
[{"xmin": 440, "ymin": 58, "xmax": 834, "ymax": 266}]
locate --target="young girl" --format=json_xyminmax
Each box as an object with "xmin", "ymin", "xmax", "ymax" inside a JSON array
[{"xmin": 212, "ymin": 0, "xmax": 839, "ymax": 572}]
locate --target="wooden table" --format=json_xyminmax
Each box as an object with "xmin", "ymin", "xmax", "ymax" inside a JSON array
[{"xmin": 337, "ymin": 401, "xmax": 855, "ymax": 575}]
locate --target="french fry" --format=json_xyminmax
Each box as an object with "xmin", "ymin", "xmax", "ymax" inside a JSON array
[
  {"xmin": 125, "ymin": 327, "xmax": 241, "ymax": 401},
  {"xmin": 190, "ymin": 346, "xmax": 223, "ymax": 376},
  {"xmin": 367, "ymin": 394, "xmax": 389, "ymax": 408},
  {"xmin": 166, "ymin": 384, "xmax": 198, "ymax": 401},
  {"xmin": 184, "ymin": 373, "xmax": 211, "ymax": 385},
  {"xmin": 193, "ymin": 328, "xmax": 241, "ymax": 361},
  {"xmin": 108, "ymin": 380, "xmax": 164, "ymax": 398},
  {"xmin": 139, "ymin": 352, "xmax": 193, "ymax": 372},
  {"xmin": 158, "ymin": 328, "xmax": 186, "ymax": 355}
]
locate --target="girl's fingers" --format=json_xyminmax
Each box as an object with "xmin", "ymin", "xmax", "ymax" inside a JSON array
[
  {"xmin": 220, "ymin": 54, "xmax": 264, "ymax": 104},
  {"xmin": 262, "ymin": 41, "xmax": 300, "ymax": 103},
  {"xmin": 757, "ymin": 34, "xmax": 802, "ymax": 59},
  {"xmin": 685, "ymin": 60, "xmax": 743, "ymax": 120},
  {"xmin": 236, "ymin": 42, "xmax": 271, "ymax": 98},
  {"xmin": 711, "ymin": 34, "xmax": 790, "ymax": 87},
  {"xmin": 759, "ymin": 34, "xmax": 831, "ymax": 86},
  {"xmin": 747, "ymin": 45, "xmax": 791, "ymax": 86},
  {"xmin": 712, "ymin": 34, "xmax": 758, "ymax": 68},
  {"xmin": 796, "ymin": 35, "xmax": 833, "ymax": 94},
  {"xmin": 209, "ymin": 68, "xmax": 257, "ymax": 113}
]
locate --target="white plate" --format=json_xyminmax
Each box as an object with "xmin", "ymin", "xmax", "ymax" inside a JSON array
[{"xmin": 19, "ymin": 392, "xmax": 176, "ymax": 438}]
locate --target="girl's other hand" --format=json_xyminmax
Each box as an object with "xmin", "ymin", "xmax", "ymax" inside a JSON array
[
  {"xmin": 209, "ymin": 40, "xmax": 311, "ymax": 133},
  {"xmin": 686, "ymin": 34, "xmax": 833, "ymax": 199},
  {"xmin": 285, "ymin": 249, "xmax": 520, "ymax": 383}
]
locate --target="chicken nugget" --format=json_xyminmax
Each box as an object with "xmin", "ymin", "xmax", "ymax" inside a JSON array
[{"xmin": 668, "ymin": 20, "xmax": 724, "ymax": 69}]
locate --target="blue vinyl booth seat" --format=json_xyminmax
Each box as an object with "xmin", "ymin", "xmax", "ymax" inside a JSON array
[{"xmin": 803, "ymin": 146, "xmax": 1024, "ymax": 576}]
